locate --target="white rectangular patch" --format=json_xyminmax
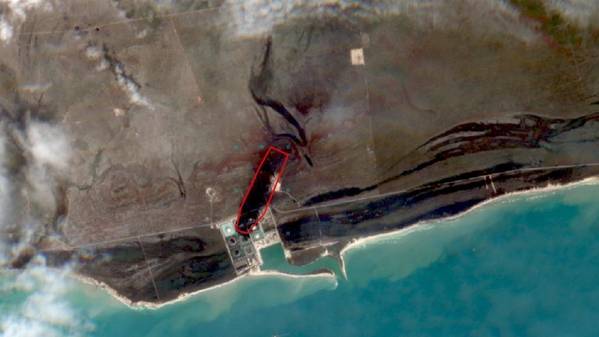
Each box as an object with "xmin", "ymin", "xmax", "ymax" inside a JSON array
[{"xmin": 351, "ymin": 48, "xmax": 365, "ymax": 65}]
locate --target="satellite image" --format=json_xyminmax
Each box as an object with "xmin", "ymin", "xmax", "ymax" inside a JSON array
[{"xmin": 1, "ymin": 0, "xmax": 599, "ymax": 336}]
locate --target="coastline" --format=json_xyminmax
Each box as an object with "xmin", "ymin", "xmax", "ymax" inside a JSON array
[
  {"xmin": 72, "ymin": 265, "xmax": 337, "ymax": 310},
  {"xmin": 72, "ymin": 176, "xmax": 599, "ymax": 310},
  {"xmin": 72, "ymin": 273, "xmax": 150, "ymax": 309},
  {"xmin": 337, "ymin": 176, "xmax": 599, "ymax": 276}
]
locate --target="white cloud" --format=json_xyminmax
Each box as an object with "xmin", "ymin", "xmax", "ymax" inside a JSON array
[
  {"xmin": 0, "ymin": 133, "xmax": 11, "ymax": 262},
  {"xmin": 1, "ymin": 0, "xmax": 51, "ymax": 20},
  {"xmin": 545, "ymin": 0, "xmax": 599, "ymax": 27},
  {"xmin": 0, "ymin": 0, "xmax": 52, "ymax": 44},
  {"xmin": 83, "ymin": 45, "xmax": 153, "ymax": 109},
  {"xmin": 0, "ymin": 120, "xmax": 71, "ymax": 264},
  {"xmin": 0, "ymin": 17, "xmax": 13, "ymax": 42},
  {"xmin": 1, "ymin": 316, "xmax": 62, "ymax": 337},
  {"xmin": 114, "ymin": 63, "xmax": 153, "ymax": 109},
  {"xmin": 0, "ymin": 260, "xmax": 94, "ymax": 337},
  {"xmin": 0, "ymin": 115, "xmax": 81, "ymax": 337},
  {"xmin": 27, "ymin": 122, "xmax": 70, "ymax": 170},
  {"xmin": 224, "ymin": 0, "xmax": 442, "ymax": 37},
  {"xmin": 84, "ymin": 45, "xmax": 102, "ymax": 61},
  {"xmin": 224, "ymin": 0, "xmax": 538, "ymax": 43}
]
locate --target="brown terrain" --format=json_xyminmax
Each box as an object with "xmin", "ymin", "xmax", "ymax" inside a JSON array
[{"xmin": 1, "ymin": 0, "xmax": 599, "ymax": 304}]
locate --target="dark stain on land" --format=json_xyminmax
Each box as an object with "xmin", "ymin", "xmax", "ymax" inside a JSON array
[
  {"xmin": 249, "ymin": 36, "xmax": 314, "ymax": 166},
  {"xmin": 278, "ymin": 166, "xmax": 585, "ymax": 250},
  {"xmin": 42, "ymin": 232, "xmax": 236, "ymax": 304},
  {"xmin": 236, "ymin": 147, "xmax": 288, "ymax": 234},
  {"xmin": 302, "ymin": 112, "xmax": 599, "ymax": 207}
]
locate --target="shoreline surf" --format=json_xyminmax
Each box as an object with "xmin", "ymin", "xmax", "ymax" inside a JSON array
[{"xmin": 71, "ymin": 176, "xmax": 599, "ymax": 310}]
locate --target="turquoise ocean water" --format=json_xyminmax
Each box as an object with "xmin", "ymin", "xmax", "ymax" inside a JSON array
[{"xmin": 3, "ymin": 182, "xmax": 599, "ymax": 337}]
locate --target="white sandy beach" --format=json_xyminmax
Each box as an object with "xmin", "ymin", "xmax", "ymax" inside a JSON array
[
  {"xmin": 337, "ymin": 176, "xmax": 599, "ymax": 276},
  {"xmin": 72, "ymin": 176, "xmax": 599, "ymax": 310},
  {"xmin": 73, "ymin": 262, "xmax": 337, "ymax": 310}
]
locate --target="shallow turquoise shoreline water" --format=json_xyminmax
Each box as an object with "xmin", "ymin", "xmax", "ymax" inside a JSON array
[{"xmin": 3, "ymin": 183, "xmax": 599, "ymax": 337}]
